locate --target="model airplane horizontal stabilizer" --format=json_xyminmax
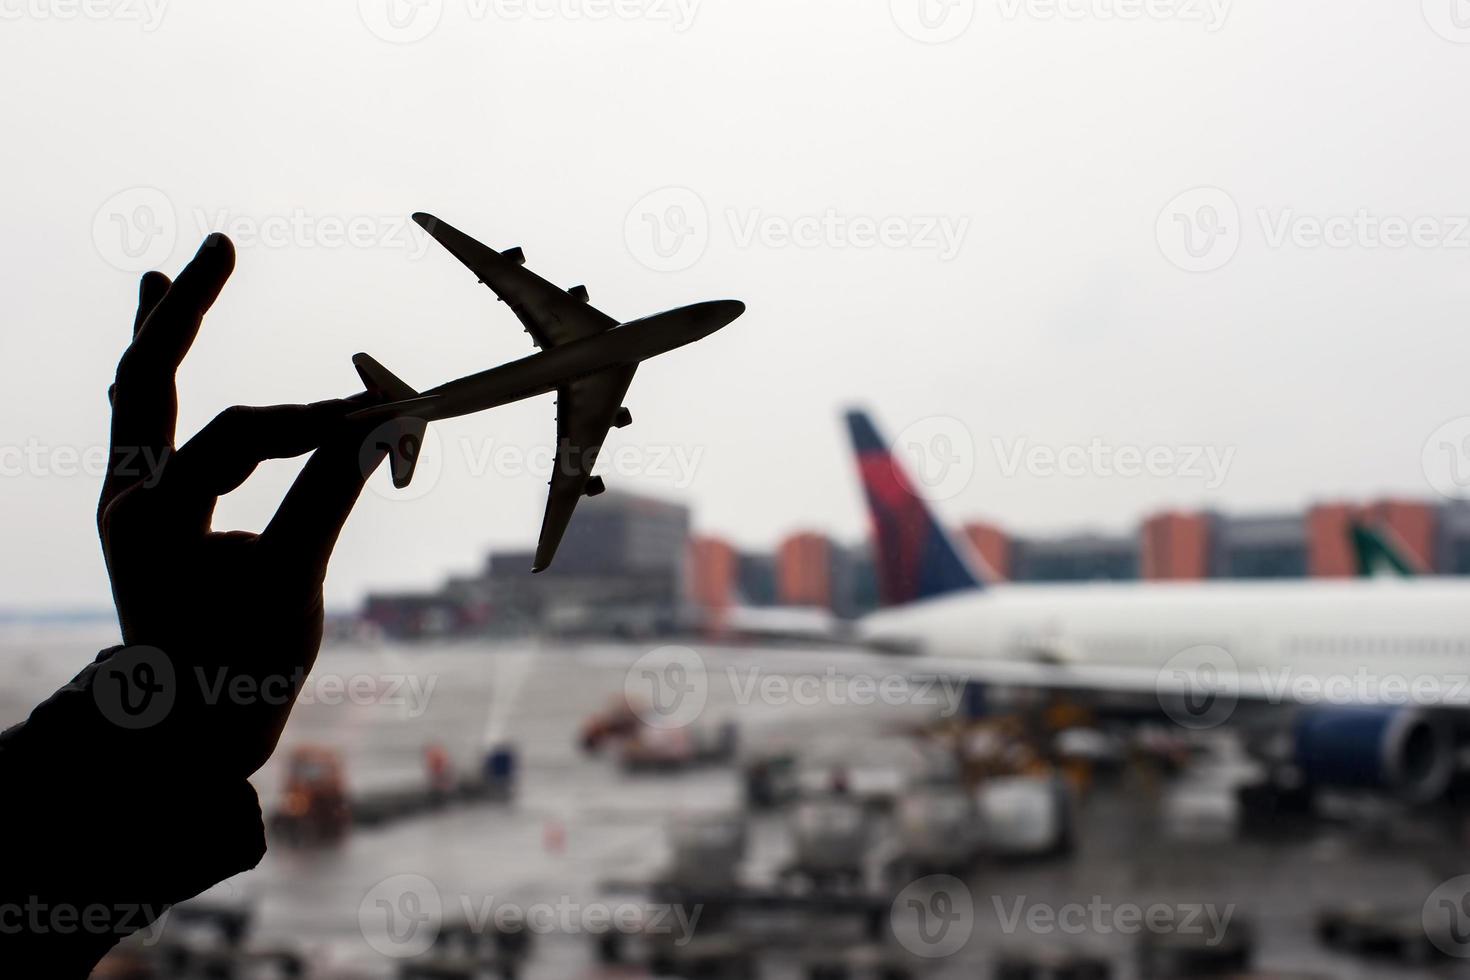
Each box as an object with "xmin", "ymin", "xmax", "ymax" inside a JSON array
[{"xmin": 353, "ymin": 353, "xmax": 428, "ymax": 489}]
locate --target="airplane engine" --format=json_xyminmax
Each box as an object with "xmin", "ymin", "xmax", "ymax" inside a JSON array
[
  {"xmin": 502, "ymin": 246, "xmax": 526, "ymax": 266},
  {"xmin": 1292, "ymin": 706, "xmax": 1453, "ymax": 803},
  {"xmin": 584, "ymin": 475, "xmax": 606, "ymax": 497},
  {"xmin": 568, "ymin": 285, "xmax": 589, "ymax": 303},
  {"xmin": 613, "ymin": 407, "xmax": 632, "ymax": 428}
]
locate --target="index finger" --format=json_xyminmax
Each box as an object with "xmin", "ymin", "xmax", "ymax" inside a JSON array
[
  {"xmin": 102, "ymin": 235, "xmax": 235, "ymax": 512},
  {"xmin": 118, "ymin": 233, "xmax": 234, "ymax": 381}
]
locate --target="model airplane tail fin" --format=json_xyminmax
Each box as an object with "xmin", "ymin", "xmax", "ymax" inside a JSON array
[
  {"xmin": 353, "ymin": 353, "xmax": 428, "ymax": 490},
  {"xmin": 1351, "ymin": 520, "xmax": 1427, "ymax": 577},
  {"xmin": 844, "ymin": 409, "xmax": 986, "ymax": 606}
]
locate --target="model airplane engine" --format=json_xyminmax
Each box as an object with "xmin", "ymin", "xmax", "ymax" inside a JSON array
[
  {"xmin": 584, "ymin": 476, "xmax": 606, "ymax": 497},
  {"xmin": 568, "ymin": 285, "xmax": 589, "ymax": 303},
  {"xmin": 613, "ymin": 407, "xmax": 632, "ymax": 428},
  {"xmin": 502, "ymin": 246, "xmax": 526, "ymax": 266},
  {"xmin": 1292, "ymin": 706, "xmax": 1454, "ymax": 803}
]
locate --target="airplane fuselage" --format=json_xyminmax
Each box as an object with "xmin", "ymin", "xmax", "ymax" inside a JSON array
[
  {"xmin": 860, "ymin": 577, "xmax": 1470, "ymax": 698},
  {"xmin": 415, "ymin": 300, "xmax": 740, "ymax": 423}
]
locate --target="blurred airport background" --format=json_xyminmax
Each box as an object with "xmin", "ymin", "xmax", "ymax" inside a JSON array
[
  {"xmin": 2, "ymin": 461, "xmax": 1469, "ymax": 979},
  {"xmin": 359, "ymin": 487, "xmax": 1470, "ymax": 643}
]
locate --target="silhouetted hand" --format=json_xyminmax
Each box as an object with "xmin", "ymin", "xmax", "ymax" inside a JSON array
[
  {"xmin": 0, "ymin": 233, "xmax": 385, "ymax": 976},
  {"xmin": 97, "ymin": 233, "xmax": 383, "ymax": 777}
]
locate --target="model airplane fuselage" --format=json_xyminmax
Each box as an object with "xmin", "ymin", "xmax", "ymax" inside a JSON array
[
  {"xmin": 353, "ymin": 213, "xmax": 744, "ymax": 572},
  {"xmin": 410, "ymin": 300, "xmax": 740, "ymax": 422}
]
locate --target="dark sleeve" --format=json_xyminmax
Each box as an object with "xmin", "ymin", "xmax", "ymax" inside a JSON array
[{"xmin": 0, "ymin": 647, "xmax": 267, "ymax": 977}]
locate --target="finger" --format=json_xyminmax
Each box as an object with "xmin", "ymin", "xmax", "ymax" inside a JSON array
[
  {"xmin": 101, "ymin": 272, "xmax": 174, "ymax": 508},
  {"xmin": 133, "ymin": 270, "xmax": 172, "ymax": 338},
  {"xmin": 103, "ymin": 236, "xmax": 234, "ymax": 511},
  {"xmin": 260, "ymin": 420, "xmax": 391, "ymax": 583},
  {"xmin": 122, "ymin": 233, "xmax": 234, "ymax": 376},
  {"xmin": 158, "ymin": 400, "xmax": 356, "ymax": 523}
]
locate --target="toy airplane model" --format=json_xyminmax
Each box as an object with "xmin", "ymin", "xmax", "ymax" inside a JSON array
[{"xmin": 350, "ymin": 213, "xmax": 743, "ymax": 573}]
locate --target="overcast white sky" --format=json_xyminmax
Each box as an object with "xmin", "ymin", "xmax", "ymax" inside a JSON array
[{"xmin": 3, "ymin": 1, "xmax": 1470, "ymax": 608}]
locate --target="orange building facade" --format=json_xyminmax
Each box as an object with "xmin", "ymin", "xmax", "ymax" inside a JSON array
[
  {"xmin": 689, "ymin": 536, "xmax": 738, "ymax": 610},
  {"xmin": 776, "ymin": 532, "xmax": 833, "ymax": 608},
  {"xmin": 1140, "ymin": 511, "xmax": 1212, "ymax": 580}
]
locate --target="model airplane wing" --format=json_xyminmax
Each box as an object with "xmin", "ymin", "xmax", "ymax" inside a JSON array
[
  {"xmin": 412, "ymin": 212, "xmax": 617, "ymax": 350},
  {"xmin": 533, "ymin": 366, "xmax": 638, "ymax": 573}
]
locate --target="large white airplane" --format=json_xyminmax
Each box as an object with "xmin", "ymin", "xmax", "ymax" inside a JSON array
[{"xmin": 844, "ymin": 410, "xmax": 1470, "ymax": 803}]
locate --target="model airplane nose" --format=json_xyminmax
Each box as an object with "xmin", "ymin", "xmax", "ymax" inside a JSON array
[{"xmin": 695, "ymin": 299, "xmax": 745, "ymax": 337}]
